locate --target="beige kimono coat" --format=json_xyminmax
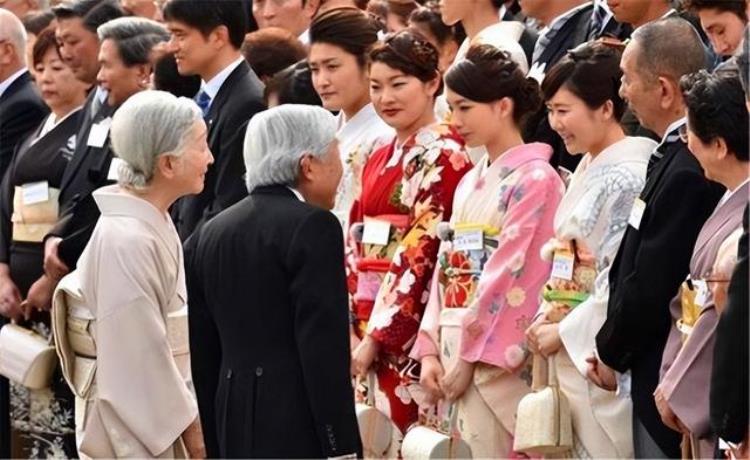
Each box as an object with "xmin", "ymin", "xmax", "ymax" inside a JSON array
[{"xmin": 52, "ymin": 185, "xmax": 197, "ymax": 458}]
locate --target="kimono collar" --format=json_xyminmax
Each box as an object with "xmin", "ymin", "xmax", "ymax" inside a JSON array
[
  {"xmin": 93, "ymin": 185, "xmax": 175, "ymax": 242},
  {"xmin": 489, "ymin": 142, "xmax": 553, "ymax": 174},
  {"xmin": 337, "ymin": 103, "xmax": 380, "ymax": 138},
  {"xmin": 584, "ymin": 136, "xmax": 655, "ymax": 170}
]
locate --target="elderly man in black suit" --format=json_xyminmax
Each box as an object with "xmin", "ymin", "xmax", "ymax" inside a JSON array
[
  {"xmin": 186, "ymin": 104, "xmax": 361, "ymax": 459},
  {"xmin": 588, "ymin": 18, "xmax": 725, "ymax": 459},
  {"xmin": 164, "ymin": 0, "xmax": 266, "ymax": 241},
  {"xmin": 0, "ymin": 8, "xmax": 48, "ymax": 177}
]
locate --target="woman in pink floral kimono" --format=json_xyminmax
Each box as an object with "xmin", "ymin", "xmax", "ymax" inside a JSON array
[{"xmin": 411, "ymin": 44, "xmax": 564, "ymax": 458}]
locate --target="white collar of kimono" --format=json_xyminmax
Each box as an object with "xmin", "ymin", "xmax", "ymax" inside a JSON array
[
  {"xmin": 286, "ymin": 186, "xmax": 305, "ymax": 202},
  {"xmin": 93, "ymin": 185, "xmax": 174, "ymax": 240},
  {"xmin": 336, "ymin": 103, "xmax": 379, "ymax": 139}
]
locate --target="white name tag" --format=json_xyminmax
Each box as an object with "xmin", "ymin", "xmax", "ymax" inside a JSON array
[
  {"xmin": 551, "ymin": 250, "xmax": 575, "ymax": 280},
  {"xmin": 453, "ymin": 228, "xmax": 483, "ymax": 251},
  {"xmin": 694, "ymin": 279, "xmax": 709, "ymax": 308},
  {"xmin": 362, "ymin": 217, "xmax": 391, "ymax": 246},
  {"xmin": 86, "ymin": 117, "xmax": 112, "ymax": 148},
  {"xmin": 628, "ymin": 198, "xmax": 646, "ymax": 230},
  {"xmin": 21, "ymin": 181, "xmax": 49, "ymax": 205},
  {"xmin": 107, "ymin": 157, "xmax": 126, "ymax": 181}
]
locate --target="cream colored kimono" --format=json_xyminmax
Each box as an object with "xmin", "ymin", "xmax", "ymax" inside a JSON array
[
  {"xmin": 52, "ymin": 185, "xmax": 198, "ymax": 458},
  {"xmin": 552, "ymin": 137, "xmax": 656, "ymax": 458}
]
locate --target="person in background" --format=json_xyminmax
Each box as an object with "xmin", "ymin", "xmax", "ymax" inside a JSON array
[
  {"xmin": 525, "ymin": 41, "xmax": 656, "ymax": 459},
  {"xmin": 186, "ymin": 105, "xmax": 362, "ymax": 458},
  {"xmin": 152, "ymin": 51, "xmax": 201, "ymax": 98},
  {"xmin": 0, "ymin": 0, "xmax": 39, "ymax": 19},
  {"xmin": 241, "ymin": 27, "xmax": 306, "ymax": 82},
  {"xmin": 52, "ymin": 90, "xmax": 208, "ymax": 459},
  {"xmin": 683, "ymin": 0, "xmax": 747, "ymax": 58},
  {"xmin": 590, "ymin": 18, "xmax": 725, "ymax": 459},
  {"xmin": 408, "ymin": 2, "xmax": 464, "ymax": 73},
  {"xmin": 385, "ymin": 0, "xmax": 417, "ymax": 32},
  {"xmin": 655, "ymin": 69, "xmax": 748, "ymax": 459},
  {"xmin": 417, "ymin": 44, "xmax": 562, "ymax": 458},
  {"xmin": 0, "ymin": 28, "xmax": 88, "ymax": 459},
  {"xmin": 348, "ymin": 30, "xmax": 470, "ymax": 456},
  {"xmin": 308, "ymin": 7, "xmax": 393, "ymax": 228},
  {"xmin": 164, "ymin": 0, "xmax": 265, "ymax": 241},
  {"xmin": 252, "ymin": 0, "xmax": 320, "ymax": 44},
  {"xmin": 20, "ymin": 9, "xmax": 55, "ymax": 76},
  {"xmin": 121, "ymin": 0, "xmax": 163, "ymax": 21},
  {"xmin": 264, "ymin": 59, "xmax": 322, "ymax": 107}
]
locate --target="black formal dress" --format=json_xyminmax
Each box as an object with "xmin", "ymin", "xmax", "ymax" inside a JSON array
[
  {"xmin": 710, "ymin": 204, "xmax": 749, "ymax": 446},
  {"xmin": 185, "ymin": 185, "xmax": 362, "ymax": 459},
  {"xmin": 0, "ymin": 110, "xmax": 81, "ymax": 458},
  {"xmin": 596, "ymin": 130, "xmax": 725, "ymax": 458},
  {"xmin": 172, "ymin": 61, "xmax": 265, "ymax": 240},
  {"xmin": 0, "ymin": 71, "xmax": 48, "ymax": 178}
]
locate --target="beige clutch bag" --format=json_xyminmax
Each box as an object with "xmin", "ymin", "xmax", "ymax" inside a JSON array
[
  {"xmin": 355, "ymin": 372, "xmax": 394, "ymax": 458},
  {"xmin": 402, "ymin": 403, "xmax": 472, "ymax": 459},
  {"xmin": 0, "ymin": 323, "xmax": 57, "ymax": 390},
  {"xmin": 514, "ymin": 354, "xmax": 573, "ymax": 455}
]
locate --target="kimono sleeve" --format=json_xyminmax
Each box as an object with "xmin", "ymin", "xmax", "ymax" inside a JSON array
[
  {"xmin": 93, "ymin": 233, "xmax": 197, "ymax": 456},
  {"xmin": 459, "ymin": 165, "xmax": 563, "ymax": 371}
]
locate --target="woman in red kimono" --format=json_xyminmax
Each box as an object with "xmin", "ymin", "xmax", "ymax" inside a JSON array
[{"xmin": 348, "ymin": 29, "xmax": 472, "ymax": 438}]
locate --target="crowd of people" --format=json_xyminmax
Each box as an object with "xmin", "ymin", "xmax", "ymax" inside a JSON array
[{"xmin": 0, "ymin": 0, "xmax": 747, "ymax": 458}]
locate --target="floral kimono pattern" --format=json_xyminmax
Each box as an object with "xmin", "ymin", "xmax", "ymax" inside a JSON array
[{"xmin": 348, "ymin": 123, "xmax": 471, "ymax": 433}]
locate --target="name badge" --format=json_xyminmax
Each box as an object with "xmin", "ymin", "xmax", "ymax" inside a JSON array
[
  {"xmin": 362, "ymin": 217, "xmax": 391, "ymax": 246},
  {"xmin": 453, "ymin": 228, "xmax": 483, "ymax": 251},
  {"xmin": 21, "ymin": 181, "xmax": 49, "ymax": 205},
  {"xmin": 551, "ymin": 249, "xmax": 575, "ymax": 280},
  {"xmin": 87, "ymin": 117, "xmax": 112, "ymax": 148},
  {"xmin": 628, "ymin": 198, "xmax": 646, "ymax": 230},
  {"xmin": 693, "ymin": 279, "xmax": 709, "ymax": 308},
  {"xmin": 107, "ymin": 157, "xmax": 126, "ymax": 181}
]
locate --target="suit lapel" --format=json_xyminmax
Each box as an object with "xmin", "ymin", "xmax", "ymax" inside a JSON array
[
  {"xmin": 640, "ymin": 141, "xmax": 680, "ymax": 201},
  {"xmin": 60, "ymin": 104, "xmax": 114, "ymax": 192},
  {"xmin": 204, "ymin": 61, "xmax": 250, "ymax": 135},
  {"xmin": 538, "ymin": 5, "xmax": 593, "ymax": 67}
]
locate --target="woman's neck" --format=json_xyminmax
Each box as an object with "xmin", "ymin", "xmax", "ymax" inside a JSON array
[
  {"xmin": 462, "ymin": 6, "xmax": 500, "ymax": 40},
  {"xmin": 342, "ymin": 92, "xmax": 370, "ymax": 121},
  {"xmin": 719, "ymin": 161, "xmax": 749, "ymax": 193},
  {"xmin": 126, "ymin": 184, "xmax": 176, "ymax": 215},
  {"xmin": 51, "ymin": 101, "xmax": 82, "ymax": 122},
  {"xmin": 396, "ymin": 106, "xmax": 437, "ymax": 144},
  {"xmin": 588, "ymin": 123, "xmax": 626, "ymax": 158},
  {"xmin": 485, "ymin": 128, "xmax": 525, "ymax": 163}
]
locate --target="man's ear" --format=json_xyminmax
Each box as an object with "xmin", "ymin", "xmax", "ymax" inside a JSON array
[
  {"xmin": 657, "ymin": 76, "xmax": 678, "ymax": 111},
  {"xmin": 298, "ymin": 154, "xmax": 314, "ymax": 183}
]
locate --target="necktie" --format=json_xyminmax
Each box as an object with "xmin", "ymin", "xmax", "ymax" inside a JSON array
[
  {"xmin": 590, "ymin": 1, "xmax": 609, "ymax": 39},
  {"xmin": 195, "ymin": 89, "xmax": 212, "ymax": 118}
]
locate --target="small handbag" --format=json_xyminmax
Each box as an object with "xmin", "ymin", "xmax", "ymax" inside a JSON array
[
  {"xmin": 401, "ymin": 403, "xmax": 472, "ymax": 460},
  {"xmin": 355, "ymin": 372, "xmax": 394, "ymax": 458},
  {"xmin": 513, "ymin": 354, "xmax": 573, "ymax": 455},
  {"xmin": 0, "ymin": 322, "xmax": 57, "ymax": 390}
]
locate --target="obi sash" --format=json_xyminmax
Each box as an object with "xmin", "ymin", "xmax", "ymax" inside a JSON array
[
  {"xmin": 11, "ymin": 184, "xmax": 60, "ymax": 243},
  {"xmin": 541, "ymin": 239, "xmax": 596, "ymax": 322}
]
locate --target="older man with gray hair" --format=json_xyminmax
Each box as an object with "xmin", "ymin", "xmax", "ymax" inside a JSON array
[{"xmin": 185, "ymin": 104, "xmax": 362, "ymax": 458}]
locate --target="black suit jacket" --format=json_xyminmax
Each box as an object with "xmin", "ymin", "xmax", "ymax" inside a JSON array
[
  {"xmin": 185, "ymin": 185, "xmax": 362, "ymax": 459},
  {"xmin": 173, "ymin": 60, "xmax": 265, "ymax": 240},
  {"xmin": 596, "ymin": 135, "xmax": 725, "ymax": 457},
  {"xmin": 49, "ymin": 97, "xmax": 117, "ymax": 268},
  {"xmin": 501, "ymin": 9, "xmax": 538, "ymax": 68},
  {"xmin": 0, "ymin": 71, "xmax": 48, "ymax": 177},
  {"xmin": 710, "ymin": 205, "xmax": 748, "ymax": 444}
]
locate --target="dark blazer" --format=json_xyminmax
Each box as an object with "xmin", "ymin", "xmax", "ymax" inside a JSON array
[
  {"xmin": 0, "ymin": 71, "xmax": 48, "ymax": 177},
  {"xmin": 173, "ymin": 60, "xmax": 265, "ymax": 240},
  {"xmin": 710, "ymin": 205, "xmax": 748, "ymax": 444},
  {"xmin": 49, "ymin": 97, "xmax": 117, "ymax": 268},
  {"xmin": 501, "ymin": 8, "xmax": 538, "ymax": 68},
  {"xmin": 185, "ymin": 185, "xmax": 362, "ymax": 459},
  {"xmin": 596, "ymin": 134, "xmax": 725, "ymax": 457}
]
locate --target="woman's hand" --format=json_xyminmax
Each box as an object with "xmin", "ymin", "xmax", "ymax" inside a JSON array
[
  {"xmin": 654, "ymin": 386, "xmax": 689, "ymax": 434},
  {"xmin": 525, "ymin": 313, "xmax": 548, "ymax": 354},
  {"xmin": 0, "ymin": 267, "xmax": 22, "ymax": 321},
  {"xmin": 531, "ymin": 323, "xmax": 563, "ymax": 357},
  {"xmin": 21, "ymin": 274, "xmax": 55, "ymax": 313},
  {"xmin": 419, "ymin": 355, "xmax": 445, "ymax": 405},
  {"xmin": 182, "ymin": 417, "xmax": 206, "ymax": 459},
  {"xmin": 43, "ymin": 237, "xmax": 69, "ymax": 281},
  {"xmin": 440, "ymin": 359, "xmax": 475, "ymax": 401},
  {"xmin": 351, "ymin": 334, "xmax": 379, "ymax": 377},
  {"xmin": 585, "ymin": 354, "xmax": 618, "ymax": 391}
]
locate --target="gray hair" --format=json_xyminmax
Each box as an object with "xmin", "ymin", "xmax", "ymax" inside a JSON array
[
  {"xmin": 110, "ymin": 90, "xmax": 202, "ymax": 189},
  {"xmin": 243, "ymin": 105, "xmax": 338, "ymax": 192},
  {"xmin": 631, "ymin": 18, "xmax": 706, "ymax": 84},
  {"xmin": 0, "ymin": 9, "xmax": 28, "ymax": 65},
  {"xmin": 97, "ymin": 16, "xmax": 169, "ymax": 67}
]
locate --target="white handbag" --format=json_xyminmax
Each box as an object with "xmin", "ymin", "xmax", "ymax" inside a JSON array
[
  {"xmin": 0, "ymin": 322, "xmax": 57, "ymax": 390},
  {"xmin": 355, "ymin": 372, "xmax": 394, "ymax": 458},
  {"xmin": 401, "ymin": 403, "xmax": 472, "ymax": 459},
  {"xmin": 513, "ymin": 354, "xmax": 573, "ymax": 455}
]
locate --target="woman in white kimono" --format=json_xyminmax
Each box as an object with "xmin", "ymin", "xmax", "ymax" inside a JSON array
[
  {"xmin": 51, "ymin": 91, "xmax": 212, "ymax": 458},
  {"xmin": 308, "ymin": 8, "xmax": 394, "ymax": 227},
  {"xmin": 525, "ymin": 42, "xmax": 657, "ymax": 458}
]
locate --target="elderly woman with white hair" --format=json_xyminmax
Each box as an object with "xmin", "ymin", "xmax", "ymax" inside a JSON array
[
  {"xmin": 51, "ymin": 90, "xmax": 212, "ymax": 459},
  {"xmin": 185, "ymin": 104, "xmax": 362, "ymax": 458}
]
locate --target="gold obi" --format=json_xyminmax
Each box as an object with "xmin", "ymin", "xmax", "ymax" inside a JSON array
[
  {"xmin": 542, "ymin": 240, "xmax": 597, "ymax": 322},
  {"xmin": 11, "ymin": 184, "xmax": 59, "ymax": 243},
  {"xmin": 678, "ymin": 278, "xmax": 706, "ymax": 341}
]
